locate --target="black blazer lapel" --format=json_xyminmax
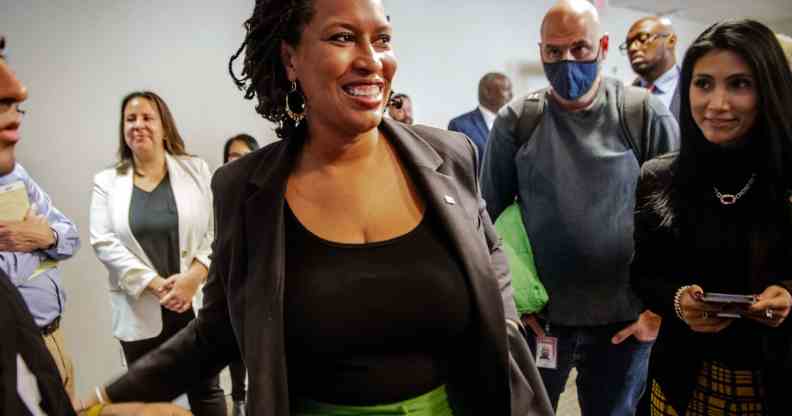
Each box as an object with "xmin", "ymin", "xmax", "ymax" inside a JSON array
[
  {"xmin": 381, "ymin": 119, "xmax": 510, "ymax": 413},
  {"xmin": 237, "ymin": 139, "xmax": 300, "ymax": 415},
  {"xmin": 382, "ymin": 120, "xmax": 494, "ymax": 300}
]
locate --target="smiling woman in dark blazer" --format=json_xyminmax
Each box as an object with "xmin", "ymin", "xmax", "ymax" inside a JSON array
[{"xmin": 84, "ymin": 0, "xmax": 552, "ymax": 415}]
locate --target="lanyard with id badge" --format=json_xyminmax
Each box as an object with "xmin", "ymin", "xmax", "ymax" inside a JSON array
[{"xmin": 535, "ymin": 322, "xmax": 558, "ymax": 370}]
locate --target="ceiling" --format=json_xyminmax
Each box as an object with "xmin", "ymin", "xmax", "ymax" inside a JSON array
[{"xmin": 610, "ymin": 0, "xmax": 792, "ymax": 26}]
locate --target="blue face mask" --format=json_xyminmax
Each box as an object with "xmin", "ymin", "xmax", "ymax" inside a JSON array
[{"xmin": 543, "ymin": 57, "xmax": 600, "ymax": 101}]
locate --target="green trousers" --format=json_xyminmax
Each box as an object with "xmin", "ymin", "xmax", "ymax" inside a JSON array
[{"xmin": 294, "ymin": 385, "xmax": 454, "ymax": 416}]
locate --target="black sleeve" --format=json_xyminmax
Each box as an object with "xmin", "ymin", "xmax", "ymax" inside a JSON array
[
  {"xmin": 630, "ymin": 160, "xmax": 684, "ymax": 318},
  {"xmin": 457, "ymin": 129, "xmax": 518, "ymax": 322}
]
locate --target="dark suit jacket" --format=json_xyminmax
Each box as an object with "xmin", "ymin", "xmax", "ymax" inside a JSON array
[
  {"xmin": 668, "ymin": 85, "xmax": 680, "ymax": 122},
  {"xmin": 631, "ymin": 77, "xmax": 680, "ymax": 122},
  {"xmin": 106, "ymin": 118, "xmax": 552, "ymax": 416},
  {"xmin": 0, "ymin": 270, "xmax": 75, "ymax": 416},
  {"xmin": 448, "ymin": 108, "xmax": 490, "ymax": 159}
]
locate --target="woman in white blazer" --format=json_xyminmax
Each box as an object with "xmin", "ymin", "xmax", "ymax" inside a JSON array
[{"xmin": 89, "ymin": 91, "xmax": 225, "ymax": 415}]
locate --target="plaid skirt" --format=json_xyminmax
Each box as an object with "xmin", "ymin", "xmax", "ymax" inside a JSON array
[{"xmin": 650, "ymin": 361, "xmax": 767, "ymax": 416}]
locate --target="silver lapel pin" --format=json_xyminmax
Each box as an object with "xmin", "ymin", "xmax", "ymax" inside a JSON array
[{"xmin": 444, "ymin": 195, "xmax": 456, "ymax": 205}]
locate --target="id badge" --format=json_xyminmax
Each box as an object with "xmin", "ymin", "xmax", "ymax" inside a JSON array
[{"xmin": 535, "ymin": 336, "xmax": 558, "ymax": 369}]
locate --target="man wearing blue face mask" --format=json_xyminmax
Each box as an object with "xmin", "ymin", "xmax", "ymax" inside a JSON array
[{"xmin": 480, "ymin": 1, "xmax": 679, "ymax": 415}]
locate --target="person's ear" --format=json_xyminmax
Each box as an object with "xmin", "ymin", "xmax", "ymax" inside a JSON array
[
  {"xmin": 281, "ymin": 41, "xmax": 298, "ymax": 81},
  {"xmin": 599, "ymin": 34, "xmax": 610, "ymax": 61},
  {"xmin": 667, "ymin": 33, "xmax": 678, "ymax": 49}
]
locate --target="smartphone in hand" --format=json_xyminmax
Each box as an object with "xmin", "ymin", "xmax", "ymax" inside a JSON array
[{"xmin": 700, "ymin": 292, "xmax": 757, "ymax": 318}]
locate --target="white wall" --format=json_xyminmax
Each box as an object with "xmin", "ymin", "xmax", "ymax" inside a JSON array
[
  {"xmin": 769, "ymin": 17, "xmax": 792, "ymax": 35},
  {"xmin": 1, "ymin": 0, "xmax": 708, "ymax": 398}
]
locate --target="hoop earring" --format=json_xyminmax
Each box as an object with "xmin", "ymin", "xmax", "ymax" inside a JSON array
[{"xmin": 285, "ymin": 80, "xmax": 306, "ymax": 126}]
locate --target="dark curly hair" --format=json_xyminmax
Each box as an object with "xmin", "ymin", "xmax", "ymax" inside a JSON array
[
  {"xmin": 229, "ymin": 0, "xmax": 316, "ymax": 141},
  {"xmin": 116, "ymin": 91, "xmax": 189, "ymax": 175}
]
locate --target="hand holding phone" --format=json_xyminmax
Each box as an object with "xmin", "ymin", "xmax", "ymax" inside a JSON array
[{"xmin": 700, "ymin": 292, "xmax": 757, "ymax": 318}]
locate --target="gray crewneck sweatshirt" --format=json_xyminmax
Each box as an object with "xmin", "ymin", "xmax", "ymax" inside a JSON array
[{"xmin": 481, "ymin": 77, "xmax": 679, "ymax": 326}]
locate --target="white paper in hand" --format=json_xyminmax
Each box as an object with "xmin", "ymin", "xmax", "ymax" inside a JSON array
[{"xmin": 0, "ymin": 181, "xmax": 30, "ymax": 221}]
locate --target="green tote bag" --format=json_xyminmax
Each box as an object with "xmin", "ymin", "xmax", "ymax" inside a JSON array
[{"xmin": 494, "ymin": 202, "xmax": 548, "ymax": 315}]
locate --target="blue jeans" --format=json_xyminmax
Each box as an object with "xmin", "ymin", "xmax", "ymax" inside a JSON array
[{"xmin": 526, "ymin": 321, "xmax": 653, "ymax": 416}]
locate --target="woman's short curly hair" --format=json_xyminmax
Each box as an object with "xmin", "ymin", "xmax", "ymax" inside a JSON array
[{"xmin": 229, "ymin": 0, "xmax": 316, "ymax": 140}]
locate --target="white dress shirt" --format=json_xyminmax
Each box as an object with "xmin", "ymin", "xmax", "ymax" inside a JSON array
[
  {"xmin": 637, "ymin": 65, "xmax": 680, "ymax": 111},
  {"xmin": 478, "ymin": 105, "xmax": 497, "ymax": 130}
]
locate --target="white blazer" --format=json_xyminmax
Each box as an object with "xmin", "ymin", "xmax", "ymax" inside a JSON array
[{"xmin": 89, "ymin": 154, "xmax": 214, "ymax": 342}]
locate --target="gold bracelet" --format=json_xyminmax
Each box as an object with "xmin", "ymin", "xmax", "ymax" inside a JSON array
[{"xmin": 86, "ymin": 404, "xmax": 105, "ymax": 416}]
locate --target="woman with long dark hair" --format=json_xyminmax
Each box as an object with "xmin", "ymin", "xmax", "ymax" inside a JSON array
[{"xmin": 632, "ymin": 19, "xmax": 792, "ymax": 415}]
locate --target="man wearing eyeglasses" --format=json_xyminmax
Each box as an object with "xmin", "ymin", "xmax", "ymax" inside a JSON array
[
  {"xmin": 623, "ymin": 16, "xmax": 681, "ymax": 120},
  {"xmin": 481, "ymin": 1, "xmax": 679, "ymax": 414}
]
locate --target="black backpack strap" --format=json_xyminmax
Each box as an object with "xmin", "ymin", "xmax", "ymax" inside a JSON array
[
  {"xmin": 515, "ymin": 88, "xmax": 549, "ymax": 148},
  {"xmin": 619, "ymin": 85, "xmax": 650, "ymax": 165}
]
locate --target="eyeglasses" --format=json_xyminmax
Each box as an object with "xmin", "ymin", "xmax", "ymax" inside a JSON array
[{"xmin": 619, "ymin": 32, "xmax": 670, "ymax": 54}]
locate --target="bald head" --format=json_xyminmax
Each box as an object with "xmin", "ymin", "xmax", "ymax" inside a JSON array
[
  {"xmin": 629, "ymin": 16, "xmax": 673, "ymax": 36},
  {"xmin": 541, "ymin": 0, "xmax": 601, "ymax": 41},
  {"xmin": 539, "ymin": 0, "xmax": 608, "ymax": 108},
  {"xmin": 539, "ymin": 0, "xmax": 607, "ymax": 65},
  {"xmin": 625, "ymin": 16, "xmax": 677, "ymax": 82}
]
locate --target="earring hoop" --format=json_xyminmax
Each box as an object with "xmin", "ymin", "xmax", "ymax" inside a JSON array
[{"xmin": 285, "ymin": 80, "xmax": 306, "ymax": 126}]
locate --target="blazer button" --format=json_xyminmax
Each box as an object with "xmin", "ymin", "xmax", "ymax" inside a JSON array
[{"xmin": 181, "ymin": 250, "xmax": 188, "ymax": 258}]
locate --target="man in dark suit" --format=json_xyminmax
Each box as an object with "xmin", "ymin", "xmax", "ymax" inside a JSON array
[
  {"xmin": 623, "ymin": 16, "xmax": 681, "ymax": 120},
  {"xmin": 448, "ymin": 72, "xmax": 513, "ymax": 158}
]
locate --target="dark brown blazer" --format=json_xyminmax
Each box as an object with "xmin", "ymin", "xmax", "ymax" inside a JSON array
[{"xmin": 106, "ymin": 119, "xmax": 552, "ymax": 415}]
